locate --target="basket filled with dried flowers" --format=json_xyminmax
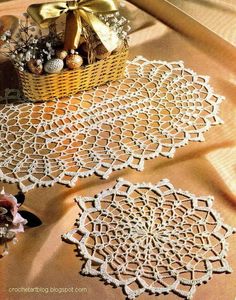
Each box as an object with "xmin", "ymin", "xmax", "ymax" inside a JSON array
[{"xmin": 0, "ymin": 0, "xmax": 130, "ymax": 102}]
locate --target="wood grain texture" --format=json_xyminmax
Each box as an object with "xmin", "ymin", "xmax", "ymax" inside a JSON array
[
  {"xmin": 169, "ymin": 0, "xmax": 236, "ymax": 47},
  {"xmin": 0, "ymin": 1, "xmax": 236, "ymax": 300}
]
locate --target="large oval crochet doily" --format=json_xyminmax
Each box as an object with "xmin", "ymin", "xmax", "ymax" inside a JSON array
[
  {"xmin": 0, "ymin": 57, "xmax": 224, "ymax": 191},
  {"xmin": 63, "ymin": 178, "xmax": 235, "ymax": 300}
]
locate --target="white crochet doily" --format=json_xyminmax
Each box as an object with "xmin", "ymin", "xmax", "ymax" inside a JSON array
[
  {"xmin": 0, "ymin": 57, "xmax": 224, "ymax": 191},
  {"xmin": 63, "ymin": 178, "xmax": 235, "ymax": 300}
]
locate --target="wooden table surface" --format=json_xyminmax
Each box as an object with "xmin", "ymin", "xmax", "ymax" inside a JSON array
[{"xmin": 0, "ymin": 1, "xmax": 236, "ymax": 300}]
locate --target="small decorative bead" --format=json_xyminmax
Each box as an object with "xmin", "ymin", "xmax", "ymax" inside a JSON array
[
  {"xmin": 56, "ymin": 49, "xmax": 68, "ymax": 60},
  {"xmin": 44, "ymin": 58, "xmax": 64, "ymax": 74},
  {"xmin": 56, "ymin": 49, "xmax": 68, "ymax": 59}
]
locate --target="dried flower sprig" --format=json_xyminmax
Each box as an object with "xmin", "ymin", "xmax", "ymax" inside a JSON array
[
  {"xmin": 98, "ymin": 12, "xmax": 131, "ymax": 40},
  {"xmin": 0, "ymin": 13, "xmax": 63, "ymax": 71}
]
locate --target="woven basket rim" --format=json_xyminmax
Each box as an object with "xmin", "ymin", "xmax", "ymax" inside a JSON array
[{"xmin": 18, "ymin": 46, "xmax": 129, "ymax": 78}]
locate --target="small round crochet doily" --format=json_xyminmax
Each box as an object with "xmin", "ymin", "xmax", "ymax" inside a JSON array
[{"xmin": 63, "ymin": 178, "xmax": 235, "ymax": 300}]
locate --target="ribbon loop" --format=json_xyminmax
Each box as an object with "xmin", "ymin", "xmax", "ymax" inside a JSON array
[{"xmin": 27, "ymin": 0, "xmax": 120, "ymax": 51}]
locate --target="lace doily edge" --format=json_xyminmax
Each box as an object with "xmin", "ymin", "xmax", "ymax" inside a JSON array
[{"xmin": 63, "ymin": 179, "xmax": 236, "ymax": 299}]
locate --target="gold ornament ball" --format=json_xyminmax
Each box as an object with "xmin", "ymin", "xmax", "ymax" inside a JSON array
[
  {"xmin": 66, "ymin": 54, "xmax": 83, "ymax": 70},
  {"xmin": 95, "ymin": 44, "xmax": 111, "ymax": 60},
  {"xmin": 27, "ymin": 59, "xmax": 43, "ymax": 75},
  {"xmin": 56, "ymin": 49, "xmax": 68, "ymax": 60}
]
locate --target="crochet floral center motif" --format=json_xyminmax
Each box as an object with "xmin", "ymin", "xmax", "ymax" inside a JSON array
[
  {"xmin": 63, "ymin": 179, "xmax": 235, "ymax": 300},
  {"xmin": 0, "ymin": 57, "xmax": 224, "ymax": 191}
]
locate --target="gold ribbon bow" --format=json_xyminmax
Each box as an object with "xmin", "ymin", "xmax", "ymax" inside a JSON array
[{"xmin": 27, "ymin": 0, "xmax": 120, "ymax": 51}]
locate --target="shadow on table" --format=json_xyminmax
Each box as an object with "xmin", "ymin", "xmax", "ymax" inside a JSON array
[
  {"xmin": 0, "ymin": 59, "xmax": 19, "ymax": 91},
  {"xmin": 0, "ymin": 59, "xmax": 24, "ymax": 105}
]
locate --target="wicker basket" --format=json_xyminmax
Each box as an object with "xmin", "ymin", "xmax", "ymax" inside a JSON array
[{"xmin": 18, "ymin": 47, "xmax": 128, "ymax": 102}]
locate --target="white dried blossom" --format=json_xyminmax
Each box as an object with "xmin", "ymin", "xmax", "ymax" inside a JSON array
[
  {"xmin": 0, "ymin": 35, "xmax": 6, "ymax": 41},
  {"xmin": 98, "ymin": 12, "xmax": 130, "ymax": 40},
  {"xmin": 5, "ymin": 30, "xmax": 11, "ymax": 37},
  {"xmin": 2, "ymin": 250, "xmax": 9, "ymax": 257},
  {"xmin": 0, "ymin": 226, "xmax": 7, "ymax": 237},
  {"xmin": 36, "ymin": 59, "xmax": 42, "ymax": 65},
  {"xmin": 25, "ymin": 51, "xmax": 31, "ymax": 61}
]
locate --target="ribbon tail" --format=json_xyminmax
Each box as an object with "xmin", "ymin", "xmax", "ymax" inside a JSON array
[
  {"xmin": 64, "ymin": 10, "xmax": 82, "ymax": 50},
  {"xmin": 80, "ymin": 11, "xmax": 119, "ymax": 52}
]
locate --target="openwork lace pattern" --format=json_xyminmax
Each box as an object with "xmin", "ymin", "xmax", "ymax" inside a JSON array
[
  {"xmin": 63, "ymin": 178, "xmax": 235, "ymax": 300},
  {"xmin": 0, "ymin": 57, "xmax": 224, "ymax": 191}
]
